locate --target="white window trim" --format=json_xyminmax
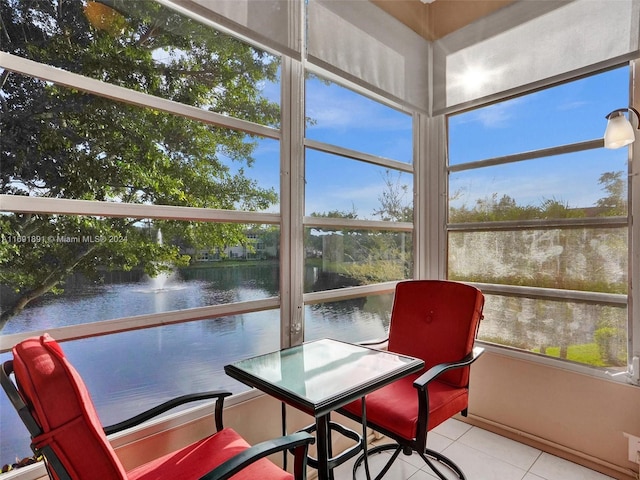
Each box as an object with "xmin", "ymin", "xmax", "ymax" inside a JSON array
[
  {"xmin": 628, "ymin": 59, "xmax": 640, "ymax": 385},
  {"xmin": 0, "ymin": 53, "xmax": 279, "ymax": 141},
  {"xmin": 443, "ymin": 63, "xmax": 639, "ymax": 385}
]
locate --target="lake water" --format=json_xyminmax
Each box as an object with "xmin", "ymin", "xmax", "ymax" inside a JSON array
[{"xmin": 0, "ymin": 265, "xmax": 392, "ymax": 465}]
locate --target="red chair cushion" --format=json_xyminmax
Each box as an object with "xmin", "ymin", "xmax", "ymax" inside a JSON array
[
  {"xmin": 387, "ymin": 280, "xmax": 483, "ymax": 387},
  {"xmin": 128, "ymin": 427, "xmax": 293, "ymax": 480},
  {"xmin": 12, "ymin": 334, "xmax": 127, "ymax": 479},
  {"xmin": 13, "ymin": 335, "xmax": 292, "ymax": 480},
  {"xmin": 341, "ymin": 374, "xmax": 468, "ymax": 441}
]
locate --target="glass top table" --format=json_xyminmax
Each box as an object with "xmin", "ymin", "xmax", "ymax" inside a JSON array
[{"xmin": 225, "ymin": 338, "xmax": 424, "ymax": 479}]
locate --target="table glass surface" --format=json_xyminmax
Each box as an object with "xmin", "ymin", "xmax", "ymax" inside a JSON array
[{"xmin": 226, "ymin": 338, "xmax": 423, "ymax": 409}]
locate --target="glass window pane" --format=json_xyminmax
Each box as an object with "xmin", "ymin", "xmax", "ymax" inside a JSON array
[
  {"xmin": 480, "ymin": 293, "xmax": 627, "ymax": 369},
  {"xmin": 2, "ymin": 0, "xmax": 280, "ymax": 124},
  {"xmin": 304, "ymin": 293, "xmax": 393, "ymax": 343},
  {"xmin": 448, "ymin": 67, "xmax": 629, "ymax": 165},
  {"xmin": 1, "ymin": 74, "xmax": 279, "ymax": 209},
  {"xmin": 0, "ymin": 219, "xmax": 280, "ymax": 333},
  {"xmin": 449, "ymin": 149, "xmax": 628, "ymax": 221},
  {"xmin": 305, "ymin": 75, "xmax": 412, "ymax": 163},
  {"xmin": 448, "ymin": 228, "xmax": 627, "ymax": 294},
  {"xmin": 305, "ymin": 150, "xmax": 413, "ymax": 221},
  {"xmin": 304, "ymin": 227, "xmax": 413, "ymax": 293},
  {"xmin": 0, "ymin": 314, "xmax": 280, "ymax": 464},
  {"xmin": 447, "ymin": 68, "xmax": 631, "ymax": 371},
  {"xmin": 0, "ymin": 351, "xmax": 28, "ymax": 463}
]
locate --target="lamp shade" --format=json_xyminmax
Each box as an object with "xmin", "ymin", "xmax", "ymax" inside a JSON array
[{"xmin": 604, "ymin": 111, "xmax": 636, "ymax": 149}]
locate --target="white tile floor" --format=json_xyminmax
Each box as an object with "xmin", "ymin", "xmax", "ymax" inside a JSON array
[{"xmin": 332, "ymin": 418, "xmax": 615, "ymax": 480}]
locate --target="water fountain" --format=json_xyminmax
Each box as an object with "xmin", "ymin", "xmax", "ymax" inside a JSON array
[
  {"xmin": 145, "ymin": 269, "xmax": 174, "ymax": 292},
  {"xmin": 139, "ymin": 229, "xmax": 181, "ymax": 293}
]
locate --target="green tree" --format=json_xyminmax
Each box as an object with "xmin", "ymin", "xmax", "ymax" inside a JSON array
[
  {"xmin": 0, "ymin": 0, "xmax": 279, "ymax": 328},
  {"xmin": 450, "ymin": 193, "xmax": 545, "ymax": 223},
  {"xmin": 596, "ymin": 171, "xmax": 626, "ymax": 216},
  {"xmin": 307, "ymin": 171, "xmax": 414, "ymax": 285},
  {"xmin": 307, "ymin": 209, "xmax": 358, "ymax": 254},
  {"xmin": 372, "ymin": 170, "xmax": 412, "ymax": 222}
]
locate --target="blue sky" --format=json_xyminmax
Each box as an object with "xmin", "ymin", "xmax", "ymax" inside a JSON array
[
  {"xmin": 248, "ymin": 75, "xmax": 413, "ymax": 218},
  {"xmin": 449, "ymin": 66, "xmax": 630, "ymax": 210},
  {"xmin": 304, "ymin": 80, "xmax": 412, "ymax": 218},
  {"xmin": 246, "ymin": 65, "xmax": 631, "ymax": 217}
]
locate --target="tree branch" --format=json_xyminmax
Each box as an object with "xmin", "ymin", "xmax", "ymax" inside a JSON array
[{"xmin": 0, "ymin": 243, "xmax": 100, "ymax": 330}]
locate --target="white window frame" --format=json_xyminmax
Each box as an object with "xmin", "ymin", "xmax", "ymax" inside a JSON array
[{"xmin": 443, "ymin": 63, "xmax": 639, "ymax": 385}]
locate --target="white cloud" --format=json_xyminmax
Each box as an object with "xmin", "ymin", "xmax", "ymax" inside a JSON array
[
  {"xmin": 306, "ymin": 80, "xmax": 410, "ymax": 132},
  {"xmin": 451, "ymin": 168, "xmax": 603, "ymax": 211}
]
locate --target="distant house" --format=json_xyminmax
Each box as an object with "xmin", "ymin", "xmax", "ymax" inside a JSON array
[{"xmin": 185, "ymin": 231, "xmax": 277, "ymax": 262}]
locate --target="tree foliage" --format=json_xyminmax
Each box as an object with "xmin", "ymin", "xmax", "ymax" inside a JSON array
[
  {"xmin": 372, "ymin": 170, "xmax": 412, "ymax": 222},
  {"xmin": 307, "ymin": 171, "xmax": 413, "ymax": 285},
  {"xmin": 596, "ymin": 170, "xmax": 627, "ymax": 216},
  {"xmin": 449, "ymin": 171, "xmax": 626, "ymax": 223},
  {"xmin": 0, "ymin": 0, "xmax": 279, "ymax": 328}
]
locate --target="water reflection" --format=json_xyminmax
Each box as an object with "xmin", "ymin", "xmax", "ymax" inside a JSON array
[{"xmin": 0, "ymin": 266, "xmax": 391, "ymax": 463}]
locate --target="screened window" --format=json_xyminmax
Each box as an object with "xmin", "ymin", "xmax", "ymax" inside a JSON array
[
  {"xmin": 305, "ymin": 150, "xmax": 412, "ymax": 220},
  {"xmin": 0, "ymin": 219, "xmax": 282, "ymax": 333},
  {"xmin": 448, "ymin": 68, "xmax": 630, "ymax": 164},
  {"xmin": 1, "ymin": 0, "xmax": 281, "ymax": 125},
  {"xmin": 304, "ymin": 227, "xmax": 412, "ymax": 292},
  {"xmin": 303, "ymin": 75, "xmax": 413, "ymax": 307},
  {"xmin": 1, "ymin": 75, "xmax": 279, "ymax": 208},
  {"xmin": 306, "ymin": 76, "xmax": 412, "ymax": 162},
  {"xmin": 304, "ymin": 293, "xmax": 394, "ymax": 343},
  {"xmin": 447, "ymin": 67, "xmax": 630, "ymax": 371},
  {"xmin": 449, "ymin": 149, "xmax": 627, "ymax": 220},
  {"xmin": 0, "ymin": 0, "xmax": 282, "ymax": 464}
]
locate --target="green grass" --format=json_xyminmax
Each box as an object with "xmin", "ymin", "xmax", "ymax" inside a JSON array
[
  {"xmin": 184, "ymin": 259, "xmax": 278, "ymax": 268},
  {"xmin": 535, "ymin": 343, "xmax": 607, "ymax": 367}
]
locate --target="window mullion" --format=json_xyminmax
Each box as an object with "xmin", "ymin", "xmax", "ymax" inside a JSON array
[
  {"xmin": 629, "ymin": 59, "xmax": 640, "ymax": 384},
  {"xmin": 279, "ymin": 56, "xmax": 306, "ymax": 349}
]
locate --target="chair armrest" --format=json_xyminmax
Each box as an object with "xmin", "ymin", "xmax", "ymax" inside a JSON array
[
  {"xmin": 358, "ymin": 337, "xmax": 389, "ymax": 349},
  {"xmin": 1, "ymin": 361, "xmax": 43, "ymax": 438},
  {"xmin": 199, "ymin": 431, "xmax": 315, "ymax": 480},
  {"xmin": 413, "ymin": 346, "xmax": 484, "ymax": 390},
  {"xmin": 103, "ymin": 391, "xmax": 232, "ymax": 435}
]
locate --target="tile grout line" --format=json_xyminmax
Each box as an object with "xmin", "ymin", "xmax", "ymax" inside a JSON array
[
  {"xmin": 339, "ymin": 422, "xmax": 616, "ymax": 480},
  {"xmin": 430, "ymin": 425, "xmax": 548, "ymax": 480},
  {"xmin": 526, "ymin": 450, "xmax": 545, "ymax": 479}
]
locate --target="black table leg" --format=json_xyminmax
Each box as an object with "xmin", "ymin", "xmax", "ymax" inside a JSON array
[
  {"xmin": 282, "ymin": 402, "xmax": 288, "ymax": 471},
  {"xmin": 361, "ymin": 398, "xmax": 371, "ymax": 480},
  {"xmin": 315, "ymin": 413, "xmax": 334, "ymax": 480}
]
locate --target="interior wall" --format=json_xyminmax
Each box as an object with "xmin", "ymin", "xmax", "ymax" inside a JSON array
[{"xmin": 467, "ymin": 351, "xmax": 640, "ymax": 479}]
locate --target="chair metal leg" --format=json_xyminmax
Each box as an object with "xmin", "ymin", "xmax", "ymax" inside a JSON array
[
  {"xmin": 419, "ymin": 448, "xmax": 466, "ymax": 480},
  {"xmin": 351, "ymin": 443, "xmax": 466, "ymax": 480},
  {"xmin": 351, "ymin": 444, "xmax": 402, "ymax": 480}
]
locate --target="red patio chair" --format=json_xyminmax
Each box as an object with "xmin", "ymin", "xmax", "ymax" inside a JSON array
[
  {"xmin": 1, "ymin": 333, "xmax": 313, "ymax": 480},
  {"xmin": 339, "ymin": 280, "xmax": 485, "ymax": 480}
]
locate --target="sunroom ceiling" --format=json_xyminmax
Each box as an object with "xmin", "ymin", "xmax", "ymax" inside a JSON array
[{"xmin": 371, "ymin": 0, "xmax": 517, "ymax": 40}]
